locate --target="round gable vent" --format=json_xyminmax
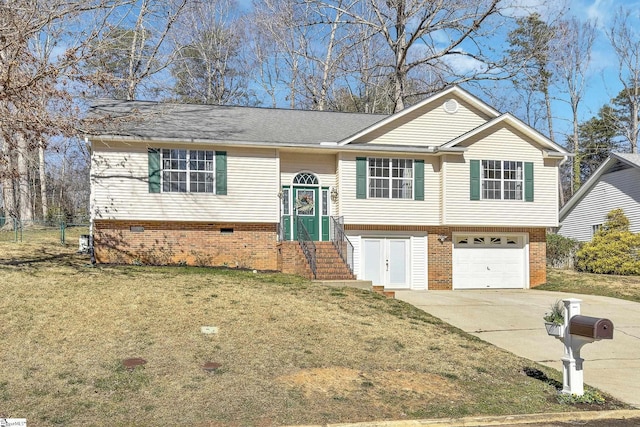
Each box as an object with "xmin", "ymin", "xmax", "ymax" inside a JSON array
[{"xmin": 443, "ymin": 99, "xmax": 459, "ymax": 114}]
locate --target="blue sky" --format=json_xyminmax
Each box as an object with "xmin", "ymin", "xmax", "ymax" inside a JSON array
[
  {"xmin": 545, "ymin": 0, "xmax": 640, "ymax": 140},
  {"xmin": 234, "ymin": 0, "xmax": 637, "ymax": 143}
]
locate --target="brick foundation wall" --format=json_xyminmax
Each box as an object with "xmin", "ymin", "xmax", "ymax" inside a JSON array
[
  {"xmin": 345, "ymin": 225, "xmax": 547, "ymax": 290},
  {"xmin": 277, "ymin": 241, "xmax": 313, "ymax": 279},
  {"xmin": 93, "ymin": 220, "xmax": 278, "ymax": 270}
]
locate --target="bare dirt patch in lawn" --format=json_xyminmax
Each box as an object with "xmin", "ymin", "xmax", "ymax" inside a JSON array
[
  {"xmin": 278, "ymin": 367, "xmax": 460, "ymax": 398},
  {"xmin": 0, "ymin": 239, "xmax": 631, "ymax": 426}
]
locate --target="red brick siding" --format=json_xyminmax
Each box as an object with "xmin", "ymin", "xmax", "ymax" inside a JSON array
[
  {"xmin": 93, "ymin": 220, "xmax": 547, "ymax": 289},
  {"xmin": 93, "ymin": 220, "xmax": 278, "ymax": 270},
  {"xmin": 345, "ymin": 225, "xmax": 546, "ymax": 290},
  {"xmin": 277, "ymin": 241, "xmax": 314, "ymax": 279},
  {"xmin": 528, "ymin": 228, "xmax": 547, "ymax": 287}
]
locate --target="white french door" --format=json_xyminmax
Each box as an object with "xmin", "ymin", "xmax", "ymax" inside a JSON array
[{"xmin": 362, "ymin": 238, "xmax": 410, "ymax": 289}]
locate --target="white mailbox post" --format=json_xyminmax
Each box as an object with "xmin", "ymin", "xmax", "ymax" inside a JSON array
[{"xmin": 554, "ymin": 298, "xmax": 614, "ymax": 396}]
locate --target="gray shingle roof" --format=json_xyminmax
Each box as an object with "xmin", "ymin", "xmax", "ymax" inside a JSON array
[{"xmin": 89, "ymin": 100, "xmax": 387, "ymax": 145}]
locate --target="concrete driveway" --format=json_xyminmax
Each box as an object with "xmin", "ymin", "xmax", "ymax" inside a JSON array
[{"xmin": 395, "ymin": 289, "xmax": 640, "ymax": 408}]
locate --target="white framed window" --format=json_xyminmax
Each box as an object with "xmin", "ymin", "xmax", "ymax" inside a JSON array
[
  {"xmin": 368, "ymin": 158, "xmax": 413, "ymax": 199},
  {"xmin": 592, "ymin": 223, "xmax": 603, "ymax": 237},
  {"xmin": 481, "ymin": 160, "xmax": 523, "ymax": 200},
  {"xmin": 162, "ymin": 149, "xmax": 214, "ymax": 193}
]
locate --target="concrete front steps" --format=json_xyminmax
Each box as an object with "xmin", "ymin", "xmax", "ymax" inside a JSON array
[{"xmin": 312, "ymin": 279, "xmax": 395, "ymax": 299}]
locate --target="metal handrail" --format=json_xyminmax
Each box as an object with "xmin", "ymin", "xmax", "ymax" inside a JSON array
[
  {"xmin": 330, "ymin": 216, "xmax": 354, "ymax": 274},
  {"xmin": 296, "ymin": 218, "xmax": 317, "ymax": 279}
]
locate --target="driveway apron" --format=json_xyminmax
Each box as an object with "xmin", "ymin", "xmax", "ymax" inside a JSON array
[{"xmin": 395, "ymin": 289, "xmax": 640, "ymax": 408}]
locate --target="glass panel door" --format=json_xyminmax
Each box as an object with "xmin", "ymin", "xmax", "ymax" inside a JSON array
[{"xmin": 294, "ymin": 187, "xmax": 319, "ymax": 241}]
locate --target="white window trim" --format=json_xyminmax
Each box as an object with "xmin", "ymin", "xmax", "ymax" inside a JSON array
[
  {"xmin": 161, "ymin": 149, "xmax": 216, "ymax": 193},
  {"xmin": 367, "ymin": 157, "xmax": 414, "ymax": 200},
  {"xmin": 481, "ymin": 160, "xmax": 524, "ymax": 201}
]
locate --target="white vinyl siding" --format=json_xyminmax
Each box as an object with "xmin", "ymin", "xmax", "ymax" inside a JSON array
[
  {"xmin": 90, "ymin": 141, "xmax": 279, "ymax": 222},
  {"xmin": 411, "ymin": 236, "xmax": 428, "ymax": 290},
  {"xmin": 338, "ymin": 153, "xmax": 440, "ymax": 224},
  {"xmin": 559, "ymin": 167, "xmax": 640, "ymax": 241},
  {"xmin": 352, "ymin": 96, "xmax": 490, "ymax": 147},
  {"xmin": 443, "ymin": 126, "xmax": 559, "ymax": 227},
  {"xmin": 280, "ymin": 152, "xmax": 336, "ymax": 187}
]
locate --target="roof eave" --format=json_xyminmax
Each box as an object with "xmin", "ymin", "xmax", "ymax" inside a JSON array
[
  {"xmin": 88, "ymin": 134, "xmax": 468, "ymax": 155},
  {"xmin": 559, "ymin": 156, "xmax": 619, "ymax": 220}
]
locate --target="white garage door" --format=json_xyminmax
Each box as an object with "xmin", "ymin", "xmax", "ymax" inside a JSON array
[{"xmin": 452, "ymin": 234, "xmax": 528, "ymax": 289}]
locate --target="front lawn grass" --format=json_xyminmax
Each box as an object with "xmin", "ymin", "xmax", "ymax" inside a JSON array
[
  {"xmin": 0, "ymin": 239, "xmax": 629, "ymax": 426},
  {"xmin": 541, "ymin": 268, "xmax": 640, "ymax": 303}
]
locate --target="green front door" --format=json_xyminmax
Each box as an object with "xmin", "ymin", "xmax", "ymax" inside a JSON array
[{"xmin": 294, "ymin": 187, "xmax": 320, "ymax": 241}]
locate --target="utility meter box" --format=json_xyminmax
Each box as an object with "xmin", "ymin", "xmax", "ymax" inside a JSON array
[{"xmin": 569, "ymin": 315, "xmax": 614, "ymax": 340}]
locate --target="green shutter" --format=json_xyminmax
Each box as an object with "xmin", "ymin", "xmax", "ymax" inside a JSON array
[
  {"xmin": 356, "ymin": 157, "xmax": 367, "ymax": 199},
  {"xmin": 524, "ymin": 162, "xmax": 534, "ymax": 202},
  {"xmin": 414, "ymin": 159, "xmax": 424, "ymax": 201},
  {"xmin": 470, "ymin": 159, "xmax": 480, "ymax": 201},
  {"xmin": 216, "ymin": 151, "xmax": 227, "ymax": 195},
  {"xmin": 148, "ymin": 148, "xmax": 160, "ymax": 193}
]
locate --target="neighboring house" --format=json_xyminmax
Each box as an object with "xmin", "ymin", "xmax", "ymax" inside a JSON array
[
  {"xmin": 88, "ymin": 86, "xmax": 568, "ymax": 290},
  {"xmin": 559, "ymin": 152, "xmax": 640, "ymax": 241}
]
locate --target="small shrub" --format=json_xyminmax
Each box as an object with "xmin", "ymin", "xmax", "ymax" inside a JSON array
[
  {"xmin": 557, "ymin": 389, "xmax": 605, "ymax": 405},
  {"xmin": 547, "ymin": 233, "xmax": 581, "ymax": 268},
  {"xmin": 576, "ymin": 209, "xmax": 640, "ymax": 275}
]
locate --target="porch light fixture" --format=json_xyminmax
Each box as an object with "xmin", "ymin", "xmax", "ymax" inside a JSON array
[
  {"xmin": 330, "ymin": 187, "xmax": 339, "ymax": 202},
  {"xmin": 437, "ymin": 234, "xmax": 448, "ymax": 243}
]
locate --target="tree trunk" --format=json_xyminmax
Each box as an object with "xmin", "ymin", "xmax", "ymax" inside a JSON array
[
  {"xmin": 16, "ymin": 132, "xmax": 33, "ymax": 223},
  {"xmin": 545, "ymin": 90, "xmax": 555, "ymax": 142},
  {"xmin": 39, "ymin": 139, "xmax": 48, "ymax": 219},
  {"xmin": 392, "ymin": 3, "xmax": 407, "ymax": 113},
  {"xmin": 632, "ymin": 87, "xmax": 638, "ymax": 154},
  {"xmin": 571, "ymin": 102, "xmax": 580, "ymax": 194},
  {"xmin": 0, "ymin": 138, "xmax": 17, "ymax": 220}
]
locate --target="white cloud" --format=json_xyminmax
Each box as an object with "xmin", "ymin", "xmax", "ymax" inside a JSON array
[
  {"xmin": 586, "ymin": 0, "xmax": 614, "ymax": 24},
  {"xmin": 442, "ymin": 53, "xmax": 487, "ymax": 76}
]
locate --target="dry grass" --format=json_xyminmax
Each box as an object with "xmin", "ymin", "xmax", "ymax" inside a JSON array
[
  {"xmin": 0, "ymin": 238, "xmax": 629, "ymax": 426},
  {"xmin": 541, "ymin": 269, "xmax": 640, "ymax": 303}
]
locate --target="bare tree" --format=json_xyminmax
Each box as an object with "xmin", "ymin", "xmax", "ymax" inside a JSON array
[
  {"xmin": 170, "ymin": 0, "xmax": 254, "ymax": 105},
  {"xmin": 312, "ymin": 0, "xmax": 516, "ymax": 112},
  {"xmin": 0, "ymin": 0, "xmax": 125, "ymax": 222},
  {"xmin": 297, "ymin": 0, "xmax": 359, "ymax": 110},
  {"xmin": 608, "ymin": 8, "xmax": 640, "ymax": 154},
  {"xmin": 251, "ymin": 0, "xmax": 312, "ymax": 109},
  {"xmin": 555, "ymin": 17, "xmax": 595, "ymax": 194},
  {"xmin": 87, "ymin": 0, "xmax": 187, "ymax": 100}
]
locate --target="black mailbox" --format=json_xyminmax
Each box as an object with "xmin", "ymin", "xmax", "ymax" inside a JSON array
[{"xmin": 569, "ymin": 315, "xmax": 614, "ymax": 340}]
